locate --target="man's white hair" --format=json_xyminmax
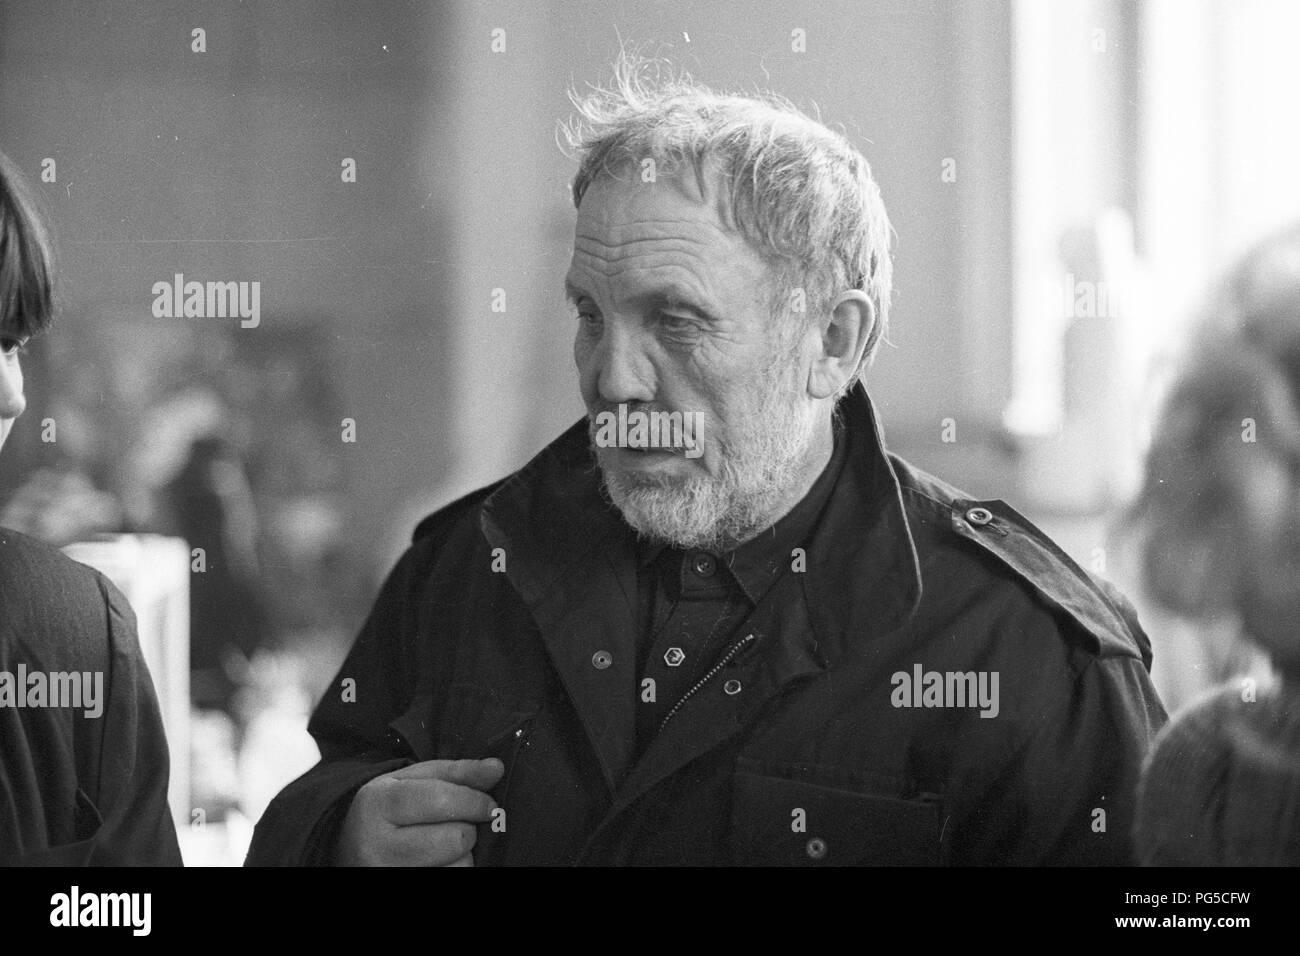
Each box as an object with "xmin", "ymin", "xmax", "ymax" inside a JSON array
[{"xmin": 562, "ymin": 53, "xmax": 894, "ymax": 383}]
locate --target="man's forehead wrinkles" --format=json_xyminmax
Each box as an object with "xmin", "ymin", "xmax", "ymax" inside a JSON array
[
  {"xmin": 572, "ymin": 226, "xmax": 723, "ymax": 254},
  {"xmin": 570, "ymin": 246, "xmax": 712, "ymax": 283},
  {"xmin": 570, "ymin": 238, "xmax": 716, "ymax": 275},
  {"xmin": 567, "ymin": 254, "xmax": 716, "ymax": 306}
]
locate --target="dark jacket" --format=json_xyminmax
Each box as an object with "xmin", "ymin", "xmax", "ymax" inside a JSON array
[
  {"xmin": 0, "ymin": 528, "xmax": 182, "ymax": 865},
  {"xmin": 248, "ymin": 385, "xmax": 1167, "ymax": 866}
]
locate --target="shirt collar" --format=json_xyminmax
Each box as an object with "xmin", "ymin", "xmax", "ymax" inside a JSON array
[{"xmin": 722, "ymin": 414, "xmax": 848, "ymax": 603}]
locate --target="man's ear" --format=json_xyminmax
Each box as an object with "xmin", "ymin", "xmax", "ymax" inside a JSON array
[{"xmin": 807, "ymin": 290, "xmax": 876, "ymax": 399}]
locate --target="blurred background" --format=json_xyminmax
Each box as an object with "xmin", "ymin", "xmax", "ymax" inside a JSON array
[{"xmin": 0, "ymin": 0, "xmax": 1296, "ymax": 862}]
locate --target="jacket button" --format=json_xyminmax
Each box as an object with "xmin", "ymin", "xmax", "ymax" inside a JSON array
[
  {"xmin": 965, "ymin": 506, "xmax": 993, "ymax": 526},
  {"xmin": 806, "ymin": 837, "xmax": 828, "ymax": 860},
  {"xmin": 723, "ymin": 679, "xmax": 742, "ymax": 696},
  {"xmin": 691, "ymin": 553, "xmax": 716, "ymax": 577},
  {"xmin": 591, "ymin": 650, "xmax": 613, "ymax": 670}
]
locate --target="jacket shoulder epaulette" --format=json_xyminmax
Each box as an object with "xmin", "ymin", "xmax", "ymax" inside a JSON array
[{"xmin": 889, "ymin": 455, "xmax": 1152, "ymax": 666}]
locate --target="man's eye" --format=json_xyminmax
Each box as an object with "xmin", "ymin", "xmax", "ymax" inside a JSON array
[{"xmin": 656, "ymin": 311, "xmax": 696, "ymax": 332}]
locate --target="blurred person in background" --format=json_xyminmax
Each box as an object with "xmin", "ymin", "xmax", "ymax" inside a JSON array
[
  {"xmin": 0, "ymin": 149, "xmax": 180, "ymax": 865},
  {"xmin": 160, "ymin": 432, "xmax": 267, "ymax": 713},
  {"xmin": 1133, "ymin": 223, "xmax": 1300, "ymax": 865}
]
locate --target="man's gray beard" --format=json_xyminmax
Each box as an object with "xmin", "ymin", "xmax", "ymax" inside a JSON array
[{"xmin": 592, "ymin": 368, "xmax": 815, "ymax": 553}]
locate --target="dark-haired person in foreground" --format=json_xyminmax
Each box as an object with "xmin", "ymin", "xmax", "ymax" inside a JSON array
[
  {"xmin": 249, "ymin": 61, "xmax": 1167, "ymax": 866},
  {"xmin": 0, "ymin": 150, "xmax": 181, "ymax": 865}
]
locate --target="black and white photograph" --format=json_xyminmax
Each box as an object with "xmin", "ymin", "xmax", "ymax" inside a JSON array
[{"xmin": 0, "ymin": 0, "xmax": 1292, "ymax": 934}]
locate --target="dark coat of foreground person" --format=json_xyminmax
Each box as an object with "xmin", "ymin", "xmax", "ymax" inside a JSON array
[
  {"xmin": 248, "ymin": 384, "xmax": 1167, "ymax": 866},
  {"xmin": 0, "ymin": 529, "xmax": 181, "ymax": 865}
]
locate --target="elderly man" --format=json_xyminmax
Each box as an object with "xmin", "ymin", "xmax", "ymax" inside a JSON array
[{"xmin": 248, "ymin": 62, "xmax": 1166, "ymax": 866}]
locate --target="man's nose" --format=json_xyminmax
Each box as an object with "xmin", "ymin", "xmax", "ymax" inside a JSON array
[
  {"xmin": 594, "ymin": 321, "xmax": 654, "ymax": 405},
  {"xmin": 0, "ymin": 357, "xmax": 26, "ymax": 421}
]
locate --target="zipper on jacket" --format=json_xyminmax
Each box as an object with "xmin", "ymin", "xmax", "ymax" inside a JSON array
[{"xmin": 659, "ymin": 632, "xmax": 758, "ymax": 733}]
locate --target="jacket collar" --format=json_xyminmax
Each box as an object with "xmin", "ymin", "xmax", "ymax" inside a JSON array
[
  {"xmin": 480, "ymin": 381, "xmax": 923, "ymax": 665},
  {"xmin": 801, "ymin": 383, "xmax": 924, "ymax": 660}
]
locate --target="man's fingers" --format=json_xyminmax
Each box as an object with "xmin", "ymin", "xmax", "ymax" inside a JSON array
[
  {"xmin": 446, "ymin": 852, "xmax": 474, "ymax": 867},
  {"xmin": 386, "ymin": 778, "xmax": 498, "ymax": 826},
  {"xmin": 386, "ymin": 821, "xmax": 478, "ymax": 866},
  {"xmin": 391, "ymin": 757, "xmax": 505, "ymax": 791}
]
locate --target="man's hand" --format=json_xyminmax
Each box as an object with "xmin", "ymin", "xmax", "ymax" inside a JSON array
[{"xmin": 334, "ymin": 758, "xmax": 505, "ymax": 866}]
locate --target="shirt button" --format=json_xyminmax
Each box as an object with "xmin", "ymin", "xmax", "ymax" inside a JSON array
[
  {"xmin": 806, "ymin": 837, "xmax": 828, "ymax": 860},
  {"xmin": 965, "ymin": 506, "xmax": 993, "ymax": 526},
  {"xmin": 591, "ymin": 650, "xmax": 613, "ymax": 670},
  {"xmin": 691, "ymin": 553, "xmax": 716, "ymax": 577},
  {"xmin": 664, "ymin": 647, "xmax": 686, "ymax": 667},
  {"xmin": 723, "ymin": 678, "xmax": 742, "ymax": 696}
]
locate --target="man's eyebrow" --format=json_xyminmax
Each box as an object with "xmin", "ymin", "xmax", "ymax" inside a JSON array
[
  {"xmin": 651, "ymin": 288, "xmax": 718, "ymax": 318},
  {"xmin": 564, "ymin": 278, "xmax": 719, "ymax": 322}
]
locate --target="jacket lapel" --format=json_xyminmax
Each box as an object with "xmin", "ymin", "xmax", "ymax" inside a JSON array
[
  {"xmin": 802, "ymin": 384, "xmax": 924, "ymax": 659},
  {"xmin": 479, "ymin": 420, "xmax": 640, "ymax": 793}
]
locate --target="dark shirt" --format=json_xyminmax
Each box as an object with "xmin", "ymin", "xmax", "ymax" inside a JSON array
[{"xmin": 632, "ymin": 419, "xmax": 848, "ymax": 754}]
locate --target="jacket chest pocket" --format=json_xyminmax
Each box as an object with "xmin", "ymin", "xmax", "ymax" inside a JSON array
[
  {"xmin": 730, "ymin": 767, "xmax": 944, "ymax": 866},
  {"xmin": 389, "ymin": 685, "xmax": 539, "ymax": 866},
  {"xmin": 389, "ymin": 686, "xmax": 538, "ymax": 802}
]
